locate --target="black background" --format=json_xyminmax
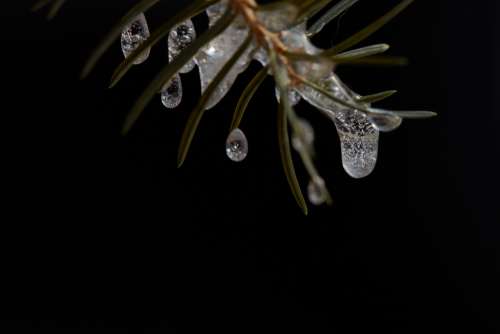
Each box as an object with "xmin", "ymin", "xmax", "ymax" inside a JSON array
[{"xmin": 1, "ymin": 0, "xmax": 499, "ymax": 333}]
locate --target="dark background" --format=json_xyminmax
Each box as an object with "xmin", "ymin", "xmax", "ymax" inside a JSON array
[{"xmin": 1, "ymin": 0, "xmax": 499, "ymax": 333}]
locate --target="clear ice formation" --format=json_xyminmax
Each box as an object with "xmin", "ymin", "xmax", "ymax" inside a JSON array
[
  {"xmin": 161, "ymin": 19, "xmax": 196, "ymax": 109},
  {"xmin": 151, "ymin": 2, "xmax": 379, "ymax": 177},
  {"xmin": 291, "ymin": 118, "xmax": 315, "ymax": 153},
  {"xmin": 207, "ymin": 1, "xmax": 227, "ymax": 27},
  {"xmin": 297, "ymin": 74, "xmax": 379, "ymax": 179},
  {"xmin": 230, "ymin": 18, "xmax": 379, "ymax": 178},
  {"xmin": 168, "ymin": 19, "xmax": 197, "ymax": 74},
  {"xmin": 275, "ymin": 87, "xmax": 301, "ymax": 106},
  {"xmin": 257, "ymin": 24, "xmax": 379, "ymax": 179},
  {"xmin": 160, "ymin": 74, "xmax": 183, "ymax": 109},
  {"xmin": 226, "ymin": 128, "xmax": 248, "ymax": 162},
  {"xmin": 121, "ymin": 13, "xmax": 151, "ymax": 65},
  {"xmin": 367, "ymin": 109, "xmax": 403, "ymax": 132},
  {"xmin": 307, "ymin": 177, "xmax": 327, "ymax": 205},
  {"xmin": 113, "ymin": 0, "xmax": 412, "ymax": 185},
  {"xmin": 256, "ymin": 3, "xmax": 298, "ymax": 32},
  {"xmin": 199, "ymin": 4, "xmax": 380, "ymax": 178},
  {"xmin": 195, "ymin": 3, "xmax": 254, "ymax": 110},
  {"xmin": 333, "ymin": 108, "xmax": 379, "ymax": 179}
]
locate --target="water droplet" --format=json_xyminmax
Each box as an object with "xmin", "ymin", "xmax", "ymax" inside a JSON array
[
  {"xmin": 226, "ymin": 129, "xmax": 248, "ymax": 162},
  {"xmin": 308, "ymin": 177, "xmax": 327, "ymax": 205},
  {"xmin": 160, "ymin": 74, "xmax": 183, "ymax": 109},
  {"xmin": 367, "ymin": 110, "xmax": 402, "ymax": 132},
  {"xmin": 121, "ymin": 13, "xmax": 151, "ymax": 65},
  {"xmin": 275, "ymin": 87, "xmax": 301, "ymax": 106},
  {"xmin": 334, "ymin": 110, "xmax": 379, "ymax": 179},
  {"xmin": 168, "ymin": 19, "xmax": 197, "ymax": 73},
  {"xmin": 292, "ymin": 118, "xmax": 315, "ymax": 152}
]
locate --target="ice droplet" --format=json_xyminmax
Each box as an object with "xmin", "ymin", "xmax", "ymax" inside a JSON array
[
  {"xmin": 226, "ymin": 128, "xmax": 248, "ymax": 162},
  {"xmin": 168, "ymin": 19, "xmax": 197, "ymax": 74},
  {"xmin": 334, "ymin": 109, "xmax": 379, "ymax": 179},
  {"xmin": 121, "ymin": 13, "xmax": 151, "ymax": 65},
  {"xmin": 297, "ymin": 74, "xmax": 379, "ymax": 178},
  {"xmin": 308, "ymin": 177, "xmax": 327, "ymax": 205},
  {"xmin": 160, "ymin": 74, "xmax": 183, "ymax": 109},
  {"xmin": 292, "ymin": 118, "xmax": 315, "ymax": 153},
  {"xmin": 367, "ymin": 109, "xmax": 402, "ymax": 132}
]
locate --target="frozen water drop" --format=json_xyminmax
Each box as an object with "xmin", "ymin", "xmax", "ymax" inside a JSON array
[
  {"xmin": 226, "ymin": 128, "xmax": 248, "ymax": 162},
  {"xmin": 160, "ymin": 74, "xmax": 183, "ymax": 109},
  {"xmin": 307, "ymin": 177, "xmax": 327, "ymax": 206},
  {"xmin": 367, "ymin": 110, "xmax": 402, "ymax": 132},
  {"xmin": 292, "ymin": 118, "xmax": 315, "ymax": 152},
  {"xmin": 334, "ymin": 110, "xmax": 379, "ymax": 179},
  {"xmin": 168, "ymin": 19, "xmax": 197, "ymax": 73},
  {"xmin": 297, "ymin": 72, "xmax": 380, "ymax": 179},
  {"xmin": 121, "ymin": 13, "xmax": 151, "ymax": 65}
]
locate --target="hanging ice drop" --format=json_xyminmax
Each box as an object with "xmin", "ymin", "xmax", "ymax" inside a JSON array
[
  {"xmin": 160, "ymin": 74, "xmax": 183, "ymax": 109},
  {"xmin": 297, "ymin": 74, "xmax": 380, "ymax": 179},
  {"xmin": 226, "ymin": 128, "xmax": 248, "ymax": 162},
  {"xmin": 121, "ymin": 13, "xmax": 151, "ymax": 65},
  {"xmin": 168, "ymin": 19, "xmax": 197, "ymax": 74},
  {"xmin": 334, "ymin": 110, "xmax": 379, "ymax": 179},
  {"xmin": 307, "ymin": 177, "xmax": 327, "ymax": 206},
  {"xmin": 292, "ymin": 118, "xmax": 315, "ymax": 153}
]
